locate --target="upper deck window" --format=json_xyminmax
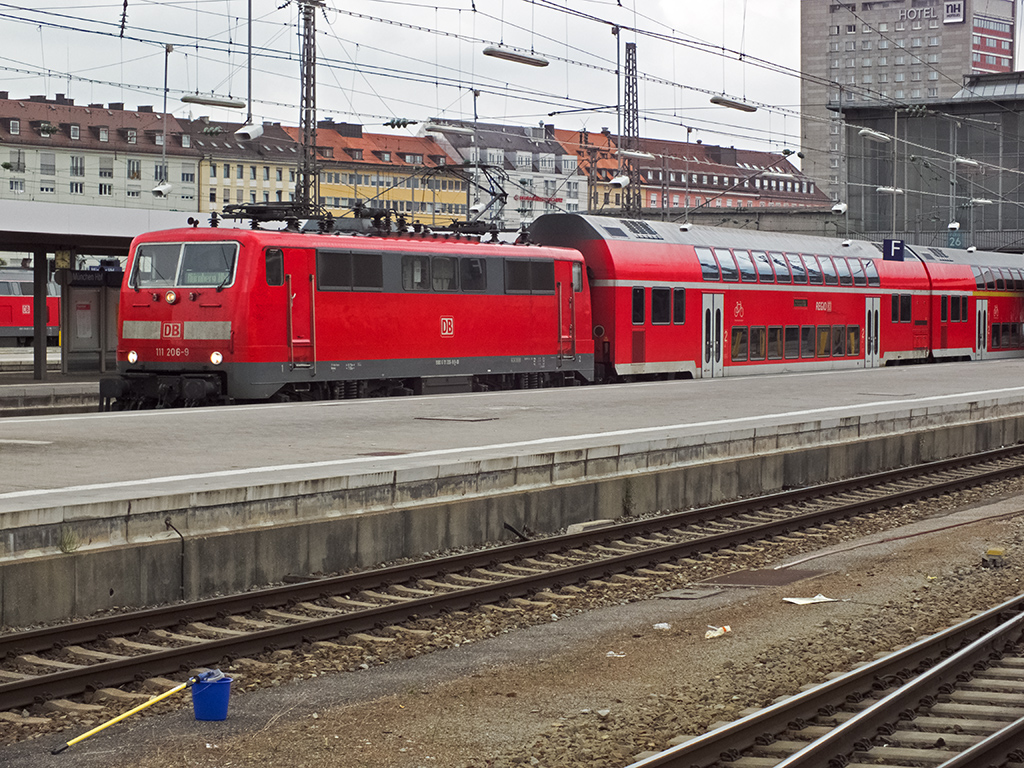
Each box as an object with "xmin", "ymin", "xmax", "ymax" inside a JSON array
[
  {"xmin": 695, "ymin": 247, "xmax": 720, "ymax": 280},
  {"xmin": 131, "ymin": 242, "xmax": 238, "ymax": 289}
]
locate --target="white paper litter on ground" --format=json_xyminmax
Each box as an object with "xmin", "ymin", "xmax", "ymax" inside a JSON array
[{"xmin": 783, "ymin": 594, "xmax": 838, "ymax": 605}]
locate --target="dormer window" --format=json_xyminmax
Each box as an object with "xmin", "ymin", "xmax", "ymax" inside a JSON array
[
  {"xmin": 98, "ymin": 127, "xmax": 108, "ymax": 142},
  {"xmin": 127, "ymin": 128, "xmax": 137, "ymax": 144},
  {"xmin": 9, "ymin": 119, "xmax": 19, "ymax": 135},
  {"xmin": 379, "ymin": 151, "xmax": 391, "ymax": 162},
  {"xmin": 155, "ymin": 133, "xmax": 164, "ymax": 146},
  {"xmin": 181, "ymin": 134, "xmax": 191, "ymax": 148},
  {"xmin": 70, "ymin": 124, "xmax": 80, "ymax": 140},
  {"xmin": 404, "ymin": 153, "xmax": 423, "ymax": 164},
  {"xmin": 347, "ymin": 148, "xmax": 363, "ymax": 160}
]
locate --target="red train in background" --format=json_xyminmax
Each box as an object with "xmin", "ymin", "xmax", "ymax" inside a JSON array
[
  {"xmin": 99, "ymin": 213, "xmax": 1024, "ymax": 409},
  {"xmin": 0, "ymin": 268, "xmax": 60, "ymax": 346}
]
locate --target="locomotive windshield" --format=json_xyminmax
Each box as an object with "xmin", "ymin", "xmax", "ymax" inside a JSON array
[{"xmin": 132, "ymin": 242, "xmax": 238, "ymax": 289}]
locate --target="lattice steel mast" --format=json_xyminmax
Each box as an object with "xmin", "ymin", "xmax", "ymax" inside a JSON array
[
  {"xmin": 621, "ymin": 42, "xmax": 642, "ymax": 217},
  {"xmin": 295, "ymin": 0, "xmax": 324, "ymax": 216}
]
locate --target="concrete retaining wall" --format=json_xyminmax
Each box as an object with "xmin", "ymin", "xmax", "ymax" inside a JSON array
[{"xmin": 3, "ymin": 397, "xmax": 1024, "ymax": 626}]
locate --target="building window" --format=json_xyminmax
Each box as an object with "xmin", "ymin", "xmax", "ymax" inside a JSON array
[
  {"xmin": 155, "ymin": 164, "xmax": 168, "ymax": 182},
  {"xmin": 846, "ymin": 24, "xmax": 856, "ymax": 33},
  {"xmin": 70, "ymin": 124, "xmax": 80, "ymax": 140},
  {"xmin": 861, "ymin": 40, "xmax": 872, "ymax": 50},
  {"xmin": 250, "ymin": 165, "xmax": 256, "ymax": 180},
  {"xmin": 40, "ymin": 180, "xmax": 55, "ymax": 194},
  {"xmin": 862, "ymin": 58, "xmax": 872, "ymax": 67},
  {"xmin": 9, "ymin": 179, "xmax": 24, "ymax": 194},
  {"xmin": 276, "ymin": 168, "xmax": 283, "ymax": 181},
  {"xmin": 98, "ymin": 183, "xmax": 113, "ymax": 196},
  {"xmin": 181, "ymin": 164, "xmax": 195, "ymax": 183},
  {"xmin": 878, "ymin": 39, "xmax": 889, "ymax": 49},
  {"xmin": 223, "ymin": 189, "xmax": 230, "ymax": 203},
  {"xmin": 98, "ymin": 127, "xmax": 108, "ymax": 142},
  {"xmin": 70, "ymin": 156, "xmax": 85, "ymax": 177},
  {"xmin": 237, "ymin": 165, "xmax": 244, "ymax": 180},
  {"xmin": 877, "ymin": 56, "xmax": 887, "ymax": 66},
  {"xmin": 263, "ymin": 166, "xmax": 269, "ymax": 180},
  {"xmin": 99, "ymin": 158, "xmax": 113, "ymax": 178},
  {"xmin": 927, "ymin": 88, "xmax": 938, "ymax": 97},
  {"xmin": 127, "ymin": 128, "xmax": 137, "ymax": 144},
  {"xmin": 9, "ymin": 119, "xmax": 19, "ymax": 135},
  {"xmin": 928, "ymin": 36, "xmax": 939, "ymax": 46},
  {"xmin": 181, "ymin": 135, "xmax": 191, "ymax": 148},
  {"xmin": 70, "ymin": 182, "xmax": 84, "ymax": 194},
  {"xmin": 236, "ymin": 189, "xmax": 243, "ymax": 203},
  {"xmin": 155, "ymin": 134, "xmax": 164, "ymax": 146},
  {"xmin": 209, "ymin": 190, "xmax": 217, "ymax": 203},
  {"xmin": 8, "ymin": 149, "xmax": 25, "ymax": 172},
  {"xmin": 127, "ymin": 159, "xmax": 141, "ymax": 180},
  {"xmin": 39, "ymin": 152, "xmax": 55, "ymax": 176}
]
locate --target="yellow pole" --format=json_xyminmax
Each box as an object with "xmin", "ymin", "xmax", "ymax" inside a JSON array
[{"xmin": 51, "ymin": 679, "xmax": 191, "ymax": 754}]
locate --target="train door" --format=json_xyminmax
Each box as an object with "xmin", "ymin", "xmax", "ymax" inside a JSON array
[
  {"xmin": 284, "ymin": 248, "xmax": 315, "ymax": 369},
  {"xmin": 864, "ymin": 296, "xmax": 881, "ymax": 367},
  {"xmin": 976, "ymin": 298, "xmax": 988, "ymax": 360},
  {"xmin": 556, "ymin": 260, "xmax": 577, "ymax": 362},
  {"xmin": 701, "ymin": 293, "xmax": 724, "ymax": 377}
]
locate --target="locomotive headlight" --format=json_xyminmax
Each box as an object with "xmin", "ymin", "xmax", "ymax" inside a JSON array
[
  {"xmin": 127, "ymin": 350, "xmax": 138, "ymax": 363},
  {"xmin": 165, "ymin": 290, "xmax": 178, "ymax": 304},
  {"xmin": 210, "ymin": 351, "xmax": 223, "ymax": 365}
]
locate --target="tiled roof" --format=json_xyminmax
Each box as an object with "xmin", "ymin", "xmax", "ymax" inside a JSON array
[
  {"xmin": 0, "ymin": 94, "xmax": 191, "ymax": 156},
  {"xmin": 282, "ymin": 123, "xmax": 461, "ymax": 168},
  {"xmin": 180, "ymin": 118, "xmax": 301, "ymax": 162}
]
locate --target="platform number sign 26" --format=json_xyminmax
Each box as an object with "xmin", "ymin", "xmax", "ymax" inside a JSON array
[{"xmin": 440, "ymin": 316, "xmax": 454, "ymax": 337}]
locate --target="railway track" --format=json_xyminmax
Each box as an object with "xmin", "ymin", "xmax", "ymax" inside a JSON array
[
  {"xmin": 4, "ymin": 443, "xmax": 1024, "ymax": 719},
  {"xmin": 629, "ymin": 592, "xmax": 1024, "ymax": 768}
]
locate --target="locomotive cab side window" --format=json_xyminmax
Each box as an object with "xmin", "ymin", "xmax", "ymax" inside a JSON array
[
  {"xmin": 431, "ymin": 256, "xmax": 458, "ymax": 291},
  {"xmin": 460, "ymin": 258, "xmax": 487, "ymax": 291},
  {"xmin": 651, "ymin": 287, "xmax": 670, "ymax": 324},
  {"xmin": 572, "ymin": 262, "xmax": 583, "ymax": 292},
  {"xmin": 402, "ymin": 254, "xmax": 430, "ymax": 291},
  {"xmin": 318, "ymin": 251, "xmax": 384, "ymax": 291},
  {"xmin": 265, "ymin": 248, "xmax": 284, "ymax": 286},
  {"xmin": 505, "ymin": 258, "xmax": 555, "ymax": 294}
]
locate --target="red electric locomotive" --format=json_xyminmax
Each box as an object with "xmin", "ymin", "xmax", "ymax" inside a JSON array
[
  {"xmin": 0, "ymin": 268, "xmax": 60, "ymax": 347},
  {"xmin": 100, "ymin": 227, "xmax": 593, "ymax": 408},
  {"xmin": 529, "ymin": 213, "xmax": 1024, "ymax": 379}
]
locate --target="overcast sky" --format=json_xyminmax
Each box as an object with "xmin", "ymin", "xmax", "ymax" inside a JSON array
[{"xmin": 1, "ymin": 1, "xmax": 802, "ymax": 152}]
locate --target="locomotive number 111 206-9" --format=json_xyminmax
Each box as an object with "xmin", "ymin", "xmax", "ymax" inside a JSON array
[{"xmin": 154, "ymin": 347, "xmax": 191, "ymax": 358}]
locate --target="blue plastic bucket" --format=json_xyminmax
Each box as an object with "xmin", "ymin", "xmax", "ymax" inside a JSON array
[{"xmin": 191, "ymin": 677, "xmax": 232, "ymax": 721}]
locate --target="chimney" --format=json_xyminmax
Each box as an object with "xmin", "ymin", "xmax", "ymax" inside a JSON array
[
  {"xmin": 138, "ymin": 105, "xmax": 153, "ymax": 113},
  {"xmin": 108, "ymin": 102, "xmax": 124, "ymax": 111},
  {"xmin": 0, "ymin": 92, "xmax": 8, "ymax": 100}
]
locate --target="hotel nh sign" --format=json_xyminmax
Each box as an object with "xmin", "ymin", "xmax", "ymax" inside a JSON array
[{"xmin": 944, "ymin": 1, "xmax": 965, "ymax": 24}]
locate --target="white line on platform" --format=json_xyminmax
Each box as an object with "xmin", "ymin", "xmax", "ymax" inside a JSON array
[
  {"xmin": 0, "ymin": 439, "xmax": 51, "ymax": 445},
  {"xmin": 2, "ymin": 385, "xmax": 1024, "ymax": 502}
]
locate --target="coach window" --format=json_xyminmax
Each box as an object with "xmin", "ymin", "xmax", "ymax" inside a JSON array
[
  {"xmin": 784, "ymin": 326, "xmax": 800, "ymax": 358},
  {"xmin": 847, "ymin": 325, "xmax": 861, "ymax": 355},
  {"xmin": 816, "ymin": 325, "xmax": 832, "ymax": 357},
  {"xmin": 785, "ymin": 253, "xmax": 807, "ymax": 284},
  {"xmin": 941, "ymin": 295, "xmax": 948, "ymax": 322},
  {"xmin": 695, "ymin": 247, "xmax": 721, "ymax": 280},
  {"xmin": 985, "ymin": 269, "xmax": 997, "ymax": 290},
  {"xmin": 891, "ymin": 294, "xmax": 900, "ymax": 322},
  {"xmin": 651, "ymin": 287, "xmax": 671, "ymax": 324},
  {"xmin": 819, "ymin": 256, "xmax": 839, "ymax": 286},
  {"xmin": 734, "ymin": 251, "xmax": 758, "ymax": 282},
  {"xmin": 960, "ymin": 296, "xmax": 968, "ymax": 321},
  {"xmin": 769, "ymin": 252, "xmax": 791, "ymax": 283},
  {"xmin": 632, "ymin": 287, "xmax": 646, "ymax": 325},
  {"xmin": 751, "ymin": 251, "xmax": 775, "ymax": 282},
  {"xmin": 714, "ymin": 248, "xmax": 739, "ymax": 282},
  {"xmin": 800, "ymin": 326, "xmax": 815, "ymax": 357},
  {"xmin": 767, "ymin": 327, "xmax": 783, "ymax": 359},
  {"xmin": 831, "ymin": 325, "xmax": 846, "ymax": 356},
  {"xmin": 749, "ymin": 327, "xmax": 766, "ymax": 360},
  {"xmin": 803, "ymin": 255, "xmax": 824, "ymax": 285},
  {"xmin": 850, "ymin": 259, "xmax": 866, "ymax": 286},
  {"xmin": 1011, "ymin": 324, "xmax": 1022, "ymax": 346},
  {"xmin": 900, "ymin": 293, "xmax": 912, "ymax": 322},
  {"xmin": 402, "ymin": 254, "xmax": 430, "ymax": 291},
  {"xmin": 672, "ymin": 288, "xmax": 686, "ymax": 324},
  {"xmin": 265, "ymin": 248, "xmax": 284, "ymax": 286},
  {"xmin": 460, "ymin": 258, "xmax": 487, "ymax": 291},
  {"xmin": 995, "ymin": 269, "xmax": 1005, "ymax": 290},
  {"xmin": 1013, "ymin": 269, "xmax": 1024, "ymax": 289},
  {"xmin": 971, "ymin": 266, "xmax": 984, "ymax": 289},
  {"xmin": 993, "ymin": 324, "xmax": 1002, "ymax": 347},
  {"xmin": 731, "ymin": 326, "xmax": 749, "ymax": 361},
  {"xmin": 864, "ymin": 260, "xmax": 880, "ymax": 286},
  {"xmin": 835, "ymin": 257, "xmax": 852, "ymax": 286},
  {"xmin": 432, "ymin": 256, "xmax": 458, "ymax": 291}
]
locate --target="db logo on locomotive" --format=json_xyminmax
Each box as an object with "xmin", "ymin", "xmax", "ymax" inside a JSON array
[
  {"xmin": 440, "ymin": 316, "xmax": 454, "ymax": 337},
  {"xmin": 161, "ymin": 322, "xmax": 183, "ymax": 339}
]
